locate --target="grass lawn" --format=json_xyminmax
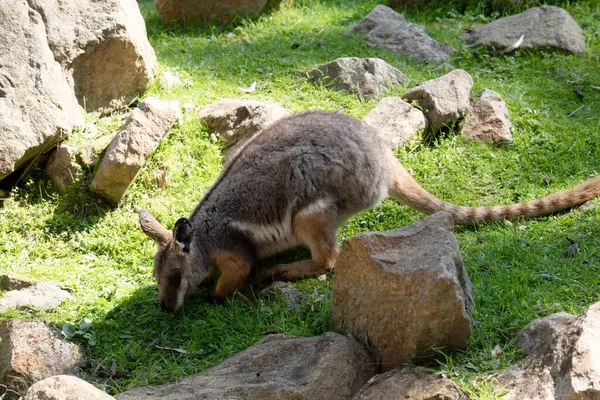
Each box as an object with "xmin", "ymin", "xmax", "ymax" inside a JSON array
[{"xmin": 1, "ymin": 0, "xmax": 599, "ymax": 398}]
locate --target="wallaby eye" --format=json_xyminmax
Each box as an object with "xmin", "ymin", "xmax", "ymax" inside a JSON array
[{"xmin": 168, "ymin": 274, "xmax": 181, "ymax": 289}]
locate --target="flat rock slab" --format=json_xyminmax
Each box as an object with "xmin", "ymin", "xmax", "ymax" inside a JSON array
[
  {"xmin": 461, "ymin": 6, "xmax": 584, "ymax": 54},
  {"xmin": 0, "ymin": 320, "xmax": 85, "ymax": 396},
  {"xmin": 0, "ymin": 281, "xmax": 72, "ymax": 313},
  {"xmin": 363, "ymin": 97, "xmax": 427, "ymax": 149},
  {"xmin": 0, "ymin": 0, "xmax": 84, "ymax": 180},
  {"xmin": 498, "ymin": 301, "xmax": 600, "ymax": 399},
  {"xmin": 199, "ymin": 99, "xmax": 290, "ymax": 160},
  {"xmin": 23, "ymin": 375, "xmax": 114, "ymax": 400},
  {"xmin": 461, "ymin": 89, "xmax": 512, "ymax": 143},
  {"xmin": 91, "ymin": 97, "xmax": 181, "ymax": 204},
  {"xmin": 116, "ymin": 332, "xmax": 376, "ymax": 400},
  {"xmin": 330, "ymin": 212, "xmax": 473, "ymax": 371},
  {"xmin": 347, "ymin": 5, "xmax": 453, "ymax": 63},
  {"xmin": 300, "ymin": 57, "xmax": 407, "ymax": 99},
  {"xmin": 28, "ymin": 0, "xmax": 157, "ymax": 111},
  {"xmin": 353, "ymin": 366, "xmax": 467, "ymax": 400},
  {"xmin": 402, "ymin": 69, "xmax": 474, "ymax": 133}
]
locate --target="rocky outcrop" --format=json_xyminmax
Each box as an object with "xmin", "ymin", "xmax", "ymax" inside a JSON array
[
  {"xmin": 0, "ymin": 0, "xmax": 84, "ymax": 180},
  {"xmin": 330, "ymin": 212, "xmax": 474, "ymax": 371},
  {"xmin": 117, "ymin": 332, "xmax": 376, "ymax": 400},
  {"xmin": 363, "ymin": 97, "xmax": 428, "ymax": 148},
  {"xmin": 0, "ymin": 0, "xmax": 155, "ymax": 181},
  {"xmin": 91, "ymin": 98, "xmax": 181, "ymax": 204},
  {"xmin": 347, "ymin": 5, "xmax": 453, "ymax": 63},
  {"xmin": 28, "ymin": 0, "xmax": 157, "ymax": 111},
  {"xmin": 461, "ymin": 6, "xmax": 585, "ymax": 54},
  {"xmin": 402, "ymin": 69, "xmax": 474, "ymax": 133},
  {"xmin": 299, "ymin": 57, "xmax": 408, "ymax": 98}
]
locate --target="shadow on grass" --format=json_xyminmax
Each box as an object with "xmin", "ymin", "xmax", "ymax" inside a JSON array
[{"xmin": 68, "ymin": 247, "xmax": 329, "ymax": 394}]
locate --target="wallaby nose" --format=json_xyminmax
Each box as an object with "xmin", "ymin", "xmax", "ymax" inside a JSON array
[{"xmin": 159, "ymin": 300, "xmax": 169, "ymax": 312}]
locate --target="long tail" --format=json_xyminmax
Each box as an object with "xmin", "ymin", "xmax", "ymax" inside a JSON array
[{"xmin": 388, "ymin": 161, "xmax": 600, "ymax": 225}]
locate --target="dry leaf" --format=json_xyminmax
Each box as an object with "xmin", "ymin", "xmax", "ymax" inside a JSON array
[
  {"xmin": 491, "ymin": 344, "xmax": 503, "ymax": 358},
  {"xmin": 238, "ymin": 81, "xmax": 257, "ymax": 93},
  {"xmin": 499, "ymin": 34, "xmax": 524, "ymax": 54}
]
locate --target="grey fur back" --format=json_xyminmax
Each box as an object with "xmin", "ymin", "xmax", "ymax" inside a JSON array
[{"xmin": 191, "ymin": 111, "xmax": 391, "ymax": 254}]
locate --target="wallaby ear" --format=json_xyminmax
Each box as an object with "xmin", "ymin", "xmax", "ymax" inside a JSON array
[
  {"xmin": 172, "ymin": 218, "xmax": 193, "ymax": 255},
  {"xmin": 139, "ymin": 209, "xmax": 172, "ymax": 247}
]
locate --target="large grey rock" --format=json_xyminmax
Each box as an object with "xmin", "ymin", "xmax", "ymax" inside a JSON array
[
  {"xmin": 363, "ymin": 97, "xmax": 428, "ymax": 149},
  {"xmin": 28, "ymin": 0, "xmax": 157, "ymax": 111},
  {"xmin": 402, "ymin": 69, "xmax": 474, "ymax": 133},
  {"xmin": 353, "ymin": 366, "xmax": 467, "ymax": 400},
  {"xmin": 117, "ymin": 332, "xmax": 376, "ymax": 400},
  {"xmin": 0, "ymin": 0, "xmax": 84, "ymax": 180},
  {"xmin": 461, "ymin": 89, "xmax": 512, "ymax": 143},
  {"xmin": 461, "ymin": 6, "xmax": 585, "ymax": 54},
  {"xmin": 199, "ymin": 99, "xmax": 290, "ymax": 159},
  {"xmin": 45, "ymin": 143, "xmax": 83, "ymax": 193},
  {"xmin": 330, "ymin": 212, "xmax": 473, "ymax": 371},
  {"xmin": 498, "ymin": 301, "xmax": 600, "ymax": 399},
  {"xmin": 0, "ymin": 281, "xmax": 72, "ymax": 313},
  {"xmin": 0, "ymin": 320, "xmax": 85, "ymax": 395},
  {"xmin": 23, "ymin": 375, "xmax": 114, "ymax": 400},
  {"xmin": 300, "ymin": 57, "xmax": 408, "ymax": 98},
  {"xmin": 154, "ymin": 0, "xmax": 269, "ymax": 24},
  {"xmin": 347, "ymin": 6, "xmax": 453, "ymax": 63},
  {"xmin": 91, "ymin": 97, "xmax": 181, "ymax": 204}
]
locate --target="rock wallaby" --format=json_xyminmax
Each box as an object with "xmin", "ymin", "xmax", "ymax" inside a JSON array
[{"xmin": 139, "ymin": 111, "xmax": 600, "ymax": 312}]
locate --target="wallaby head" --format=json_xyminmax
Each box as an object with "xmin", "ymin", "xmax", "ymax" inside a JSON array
[{"xmin": 138, "ymin": 209, "xmax": 206, "ymax": 313}]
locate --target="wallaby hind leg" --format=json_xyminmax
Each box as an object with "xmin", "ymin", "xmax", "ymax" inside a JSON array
[{"xmin": 259, "ymin": 208, "xmax": 338, "ymax": 284}]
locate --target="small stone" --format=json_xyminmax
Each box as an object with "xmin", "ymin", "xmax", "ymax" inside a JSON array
[
  {"xmin": 90, "ymin": 97, "xmax": 181, "ymax": 204},
  {"xmin": 198, "ymin": 99, "xmax": 290, "ymax": 160},
  {"xmin": 460, "ymin": 89, "xmax": 512, "ymax": 143},
  {"xmin": 159, "ymin": 71, "xmax": 182, "ymax": 88},
  {"xmin": 498, "ymin": 302, "xmax": 600, "ymax": 399},
  {"xmin": 330, "ymin": 212, "xmax": 473, "ymax": 371},
  {"xmin": 402, "ymin": 69, "xmax": 474, "ymax": 133},
  {"xmin": 0, "ymin": 320, "xmax": 85, "ymax": 395},
  {"xmin": 23, "ymin": 375, "xmax": 114, "ymax": 400},
  {"xmin": 352, "ymin": 366, "xmax": 467, "ymax": 400},
  {"xmin": 78, "ymin": 134, "xmax": 114, "ymax": 168},
  {"xmin": 363, "ymin": 97, "xmax": 428, "ymax": 148},
  {"xmin": 0, "ymin": 281, "xmax": 72, "ymax": 313},
  {"xmin": 299, "ymin": 57, "xmax": 407, "ymax": 98},
  {"xmin": 45, "ymin": 143, "xmax": 82, "ymax": 193},
  {"xmin": 259, "ymin": 281, "xmax": 308, "ymax": 310}
]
